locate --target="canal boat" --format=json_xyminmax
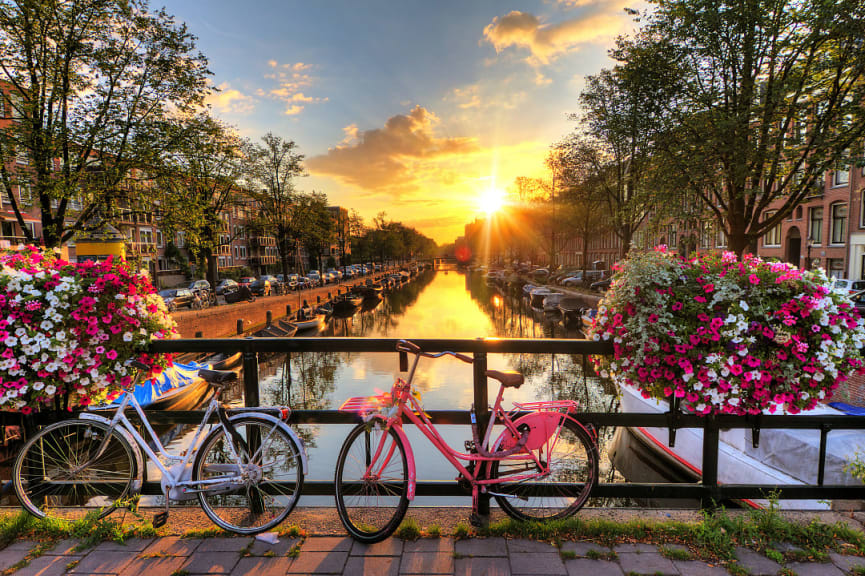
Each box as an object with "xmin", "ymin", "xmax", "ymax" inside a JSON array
[
  {"xmin": 529, "ymin": 287, "xmax": 554, "ymax": 310},
  {"xmin": 581, "ymin": 308, "xmax": 597, "ymax": 331},
  {"xmin": 558, "ymin": 296, "xmax": 587, "ymax": 328},
  {"xmin": 332, "ymin": 293, "xmax": 363, "ymax": 317},
  {"xmin": 111, "ymin": 359, "xmax": 226, "ymax": 411},
  {"xmin": 609, "ymin": 382, "xmax": 865, "ymax": 509},
  {"xmin": 542, "ymin": 292, "xmax": 564, "ymax": 316},
  {"xmin": 294, "ymin": 308, "xmax": 326, "ymax": 332}
]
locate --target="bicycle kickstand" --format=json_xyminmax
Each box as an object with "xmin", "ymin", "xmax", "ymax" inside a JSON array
[
  {"xmin": 469, "ymin": 486, "xmax": 488, "ymax": 528},
  {"xmin": 153, "ymin": 494, "xmax": 170, "ymax": 529}
]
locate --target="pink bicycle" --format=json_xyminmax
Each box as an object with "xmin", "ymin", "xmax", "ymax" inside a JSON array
[{"xmin": 335, "ymin": 340, "xmax": 599, "ymax": 543}]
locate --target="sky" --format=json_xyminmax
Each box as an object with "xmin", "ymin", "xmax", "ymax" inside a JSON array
[{"xmin": 159, "ymin": 0, "xmax": 644, "ymax": 245}]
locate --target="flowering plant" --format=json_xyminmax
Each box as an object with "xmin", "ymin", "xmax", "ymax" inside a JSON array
[
  {"xmin": 588, "ymin": 247, "xmax": 865, "ymax": 415},
  {"xmin": 0, "ymin": 246, "xmax": 177, "ymax": 413}
]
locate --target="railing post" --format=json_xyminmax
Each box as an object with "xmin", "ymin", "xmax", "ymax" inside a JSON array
[
  {"xmin": 237, "ymin": 319, "xmax": 244, "ymax": 335},
  {"xmin": 243, "ymin": 337, "xmax": 260, "ymax": 407},
  {"xmin": 286, "ymin": 305, "xmax": 292, "ymax": 317},
  {"xmin": 701, "ymin": 415, "xmax": 719, "ymax": 509},
  {"xmin": 472, "ymin": 339, "xmax": 490, "ymax": 525},
  {"xmin": 266, "ymin": 310, "xmax": 273, "ymax": 327}
]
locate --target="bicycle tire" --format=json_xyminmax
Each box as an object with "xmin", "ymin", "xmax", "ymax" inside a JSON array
[
  {"xmin": 489, "ymin": 418, "xmax": 597, "ymax": 521},
  {"xmin": 13, "ymin": 419, "xmax": 137, "ymax": 523},
  {"xmin": 334, "ymin": 422, "xmax": 409, "ymax": 543},
  {"xmin": 193, "ymin": 416, "xmax": 303, "ymax": 534}
]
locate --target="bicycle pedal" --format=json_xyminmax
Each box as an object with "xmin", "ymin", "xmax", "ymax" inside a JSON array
[{"xmin": 152, "ymin": 511, "xmax": 169, "ymax": 528}]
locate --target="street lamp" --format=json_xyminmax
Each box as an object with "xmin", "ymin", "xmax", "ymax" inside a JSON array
[{"xmin": 806, "ymin": 235, "xmax": 813, "ymax": 270}]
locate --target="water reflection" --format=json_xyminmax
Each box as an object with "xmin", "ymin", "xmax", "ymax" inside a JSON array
[{"xmin": 254, "ymin": 268, "xmax": 623, "ymax": 505}]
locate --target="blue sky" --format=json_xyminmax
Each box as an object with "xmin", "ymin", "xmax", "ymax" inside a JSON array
[{"xmin": 160, "ymin": 0, "xmax": 642, "ymax": 243}]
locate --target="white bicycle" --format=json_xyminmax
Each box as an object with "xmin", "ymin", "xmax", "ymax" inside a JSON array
[{"xmin": 13, "ymin": 363, "xmax": 307, "ymax": 534}]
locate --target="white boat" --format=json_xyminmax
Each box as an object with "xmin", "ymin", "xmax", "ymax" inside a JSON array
[
  {"xmin": 610, "ymin": 383, "xmax": 865, "ymax": 509},
  {"xmin": 529, "ymin": 287, "xmax": 554, "ymax": 309},
  {"xmin": 542, "ymin": 292, "xmax": 564, "ymax": 314}
]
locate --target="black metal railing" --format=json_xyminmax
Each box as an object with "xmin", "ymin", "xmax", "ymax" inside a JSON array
[{"xmin": 141, "ymin": 337, "xmax": 865, "ymax": 516}]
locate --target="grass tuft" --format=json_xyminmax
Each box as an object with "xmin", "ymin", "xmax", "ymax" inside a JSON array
[
  {"xmin": 424, "ymin": 524, "xmax": 442, "ymax": 538},
  {"xmin": 453, "ymin": 523, "xmax": 471, "ymax": 539},
  {"xmin": 659, "ymin": 545, "xmax": 692, "ymax": 561},
  {"xmin": 394, "ymin": 518, "xmax": 421, "ymax": 541}
]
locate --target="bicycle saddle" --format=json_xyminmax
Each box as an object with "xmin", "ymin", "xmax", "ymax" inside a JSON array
[
  {"xmin": 485, "ymin": 370, "xmax": 524, "ymax": 388},
  {"xmin": 198, "ymin": 369, "xmax": 238, "ymax": 386}
]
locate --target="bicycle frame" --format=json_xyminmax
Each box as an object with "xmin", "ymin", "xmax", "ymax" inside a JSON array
[{"xmin": 80, "ymin": 390, "xmax": 257, "ymax": 496}]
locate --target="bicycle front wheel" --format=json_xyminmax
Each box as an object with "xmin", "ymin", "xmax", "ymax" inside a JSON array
[
  {"xmin": 13, "ymin": 419, "xmax": 137, "ymax": 523},
  {"xmin": 489, "ymin": 418, "xmax": 598, "ymax": 521},
  {"xmin": 334, "ymin": 422, "xmax": 409, "ymax": 543},
  {"xmin": 193, "ymin": 416, "xmax": 303, "ymax": 534}
]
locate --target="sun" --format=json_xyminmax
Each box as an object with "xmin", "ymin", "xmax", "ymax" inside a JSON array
[{"xmin": 478, "ymin": 187, "xmax": 506, "ymax": 215}]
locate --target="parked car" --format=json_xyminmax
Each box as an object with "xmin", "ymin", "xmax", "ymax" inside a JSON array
[
  {"xmin": 297, "ymin": 276, "xmax": 313, "ymax": 289},
  {"xmin": 833, "ymin": 278, "xmax": 865, "ymax": 294},
  {"xmin": 260, "ymin": 275, "xmax": 282, "ymax": 295},
  {"xmin": 224, "ymin": 285, "xmax": 255, "ymax": 304},
  {"xmin": 159, "ymin": 288, "xmax": 198, "ymax": 311},
  {"xmin": 250, "ymin": 278, "xmax": 271, "ymax": 296},
  {"xmin": 307, "ymin": 271, "xmax": 321, "ymax": 286},
  {"xmin": 286, "ymin": 273, "xmax": 300, "ymax": 290},
  {"xmin": 239, "ymin": 276, "xmax": 256, "ymax": 289},
  {"xmin": 188, "ymin": 279, "xmax": 211, "ymax": 293},
  {"xmin": 590, "ymin": 278, "xmax": 612, "ymax": 293},
  {"xmin": 852, "ymin": 290, "xmax": 865, "ymax": 317},
  {"xmin": 583, "ymin": 270, "xmax": 606, "ymax": 285},
  {"xmin": 561, "ymin": 272, "xmax": 584, "ymax": 287},
  {"xmin": 215, "ymin": 278, "xmax": 238, "ymax": 296}
]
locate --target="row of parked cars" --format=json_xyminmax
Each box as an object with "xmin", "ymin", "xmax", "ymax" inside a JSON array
[
  {"xmin": 158, "ymin": 264, "xmax": 385, "ymax": 311},
  {"xmin": 537, "ymin": 267, "xmax": 611, "ymax": 292}
]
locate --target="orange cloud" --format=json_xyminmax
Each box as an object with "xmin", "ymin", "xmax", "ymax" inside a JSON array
[
  {"xmin": 307, "ymin": 105, "xmax": 478, "ymax": 193},
  {"xmin": 261, "ymin": 60, "xmax": 325, "ymax": 116},
  {"xmin": 205, "ymin": 82, "xmax": 255, "ymax": 115},
  {"xmin": 483, "ymin": 9, "xmax": 627, "ymax": 65}
]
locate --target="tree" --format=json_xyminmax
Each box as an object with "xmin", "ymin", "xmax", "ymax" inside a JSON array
[
  {"xmin": 0, "ymin": 0, "xmax": 210, "ymax": 247},
  {"xmin": 153, "ymin": 114, "xmax": 244, "ymax": 286},
  {"xmin": 620, "ymin": 0, "xmax": 865, "ymax": 255}
]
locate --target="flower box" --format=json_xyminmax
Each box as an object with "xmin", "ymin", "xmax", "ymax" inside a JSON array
[
  {"xmin": 588, "ymin": 247, "xmax": 865, "ymax": 415},
  {"xmin": 0, "ymin": 247, "xmax": 177, "ymax": 412}
]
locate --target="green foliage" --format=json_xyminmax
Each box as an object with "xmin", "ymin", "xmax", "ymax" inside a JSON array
[
  {"xmin": 425, "ymin": 525, "xmax": 442, "ymax": 538},
  {"xmin": 453, "ymin": 523, "xmax": 471, "ymax": 539},
  {"xmin": 659, "ymin": 545, "xmax": 692, "ymax": 561},
  {"xmin": 395, "ymin": 517, "xmax": 422, "ymax": 541}
]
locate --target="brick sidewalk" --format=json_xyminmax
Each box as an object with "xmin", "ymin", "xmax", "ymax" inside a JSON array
[{"xmin": 2, "ymin": 534, "xmax": 864, "ymax": 576}]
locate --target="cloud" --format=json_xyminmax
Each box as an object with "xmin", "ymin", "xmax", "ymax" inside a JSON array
[
  {"xmin": 448, "ymin": 85, "xmax": 482, "ymax": 109},
  {"xmin": 205, "ymin": 82, "xmax": 255, "ymax": 115},
  {"xmin": 260, "ymin": 60, "xmax": 326, "ymax": 116},
  {"xmin": 482, "ymin": 9, "xmax": 627, "ymax": 66},
  {"xmin": 307, "ymin": 105, "xmax": 478, "ymax": 193}
]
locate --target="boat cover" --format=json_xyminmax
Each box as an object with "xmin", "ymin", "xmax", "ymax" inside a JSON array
[
  {"xmin": 828, "ymin": 402, "xmax": 865, "ymax": 416},
  {"xmin": 113, "ymin": 361, "xmax": 208, "ymax": 407}
]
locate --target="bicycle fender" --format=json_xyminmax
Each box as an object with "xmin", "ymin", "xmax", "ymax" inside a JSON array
[
  {"xmin": 227, "ymin": 413, "xmax": 309, "ymax": 475},
  {"xmin": 502, "ymin": 412, "xmax": 595, "ymax": 451},
  {"xmin": 79, "ymin": 412, "xmax": 145, "ymax": 491}
]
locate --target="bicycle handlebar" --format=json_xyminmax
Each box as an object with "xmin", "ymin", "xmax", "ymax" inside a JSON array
[{"xmin": 395, "ymin": 340, "xmax": 473, "ymax": 364}]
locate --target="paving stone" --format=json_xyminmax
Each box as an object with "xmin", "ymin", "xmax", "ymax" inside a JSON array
[
  {"xmin": 829, "ymin": 551, "xmax": 865, "ymax": 573},
  {"xmin": 246, "ymin": 536, "xmax": 301, "ymax": 557},
  {"xmin": 302, "ymin": 536, "xmax": 353, "ymax": 552},
  {"xmin": 343, "ymin": 555, "xmax": 400, "ymax": 576},
  {"xmin": 785, "ymin": 562, "xmax": 846, "ymax": 576},
  {"xmin": 42, "ymin": 539, "xmax": 85, "ymax": 555},
  {"xmin": 455, "ymin": 537, "xmax": 508, "ymax": 557},
  {"xmin": 612, "ymin": 543, "xmax": 659, "ymax": 554},
  {"xmin": 733, "ymin": 546, "xmax": 783, "ymax": 576},
  {"xmin": 196, "ymin": 537, "xmax": 254, "ymax": 553},
  {"xmin": 68, "ymin": 550, "xmax": 137, "ymax": 574},
  {"xmin": 4, "ymin": 540, "xmax": 39, "ymax": 551},
  {"xmin": 287, "ymin": 550, "xmax": 349, "ymax": 573},
  {"xmin": 560, "ymin": 542, "xmax": 612, "ymax": 557},
  {"xmin": 399, "ymin": 552, "xmax": 454, "ymax": 574},
  {"xmin": 0, "ymin": 546, "xmax": 33, "ymax": 571},
  {"xmin": 12, "ymin": 554, "xmax": 83, "ymax": 576},
  {"xmin": 181, "ymin": 551, "xmax": 241, "ymax": 574},
  {"xmin": 509, "ymin": 552, "xmax": 567, "ymax": 575},
  {"xmin": 617, "ymin": 552, "xmax": 677, "ymax": 575},
  {"xmin": 93, "ymin": 538, "xmax": 155, "ymax": 553},
  {"xmin": 118, "ymin": 555, "xmax": 189, "ymax": 576},
  {"xmin": 771, "ymin": 541, "xmax": 804, "ymax": 553},
  {"xmin": 403, "ymin": 538, "xmax": 454, "ymax": 554},
  {"xmin": 231, "ymin": 556, "xmax": 294, "ymax": 576},
  {"xmin": 508, "ymin": 539, "xmax": 559, "ymax": 554},
  {"xmin": 455, "ymin": 556, "xmax": 512, "ymax": 576},
  {"xmin": 564, "ymin": 558, "xmax": 624, "ymax": 576},
  {"xmin": 140, "ymin": 536, "xmax": 202, "ymax": 556},
  {"xmin": 672, "ymin": 560, "xmax": 729, "ymax": 576},
  {"xmin": 350, "ymin": 538, "xmax": 403, "ymax": 556}
]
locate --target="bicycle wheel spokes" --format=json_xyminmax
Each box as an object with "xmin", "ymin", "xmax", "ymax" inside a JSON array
[
  {"xmin": 490, "ymin": 420, "xmax": 598, "ymax": 521},
  {"xmin": 194, "ymin": 417, "xmax": 303, "ymax": 534},
  {"xmin": 335, "ymin": 423, "xmax": 409, "ymax": 543},
  {"xmin": 13, "ymin": 421, "xmax": 136, "ymax": 522}
]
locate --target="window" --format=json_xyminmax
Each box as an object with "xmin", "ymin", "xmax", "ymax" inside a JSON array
[
  {"xmin": 176, "ymin": 231, "xmax": 186, "ymax": 248},
  {"xmin": 809, "ymin": 207, "xmax": 823, "ymax": 244},
  {"xmin": 833, "ymin": 151, "xmax": 850, "ymax": 187},
  {"xmin": 763, "ymin": 211, "xmax": 781, "ymax": 246},
  {"xmin": 139, "ymin": 227, "xmax": 154, "ymax": 245},
  {"xmin": 716, "ymin": 227, "xmax": 727, "ymax": 248},
  {"xmin": 156, "ymin": 229, "xmax": 164, "ymax": 247},
  {"xmin": 830, "ymin": 203, "xmax": 847, "ymax": 245},
  {"xmin": 18, "ymin": 183, "xmax": 32, "ymax": 206},
  {"xmin": 668, "ymin": 225, "xmax": 677, "ymax": 248},
  {"xmin": 795, "ymin": 206, "xmax": 802, "ymax": 220}
]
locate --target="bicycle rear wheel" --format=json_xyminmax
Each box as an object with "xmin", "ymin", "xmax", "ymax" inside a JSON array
[
  {"xmin": 193, "ymin": 416, "xmax": 303, "ymax": 534},
  {"xmin": 334, "ymin": 422, "xmax": 409, "ymax": 543},
  {"xmin": 13, "ymin": 419, "xmax": 137, "ymax": 522},
  {"xmin": 489, "ymin": 418, "xmax": 597, "ymax": 521}
]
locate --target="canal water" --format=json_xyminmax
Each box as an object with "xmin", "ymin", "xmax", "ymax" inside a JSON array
[{"xmin": 239, "ymin": 267, "xmax": 622, "ymax": 507}]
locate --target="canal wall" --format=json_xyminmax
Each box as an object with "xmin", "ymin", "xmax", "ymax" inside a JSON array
[{"xmin": 171, "ymin": 274, "xmax": 396, "ymax": 338}]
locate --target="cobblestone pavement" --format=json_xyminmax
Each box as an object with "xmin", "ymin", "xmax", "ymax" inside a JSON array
[{"xmin": 2, "ymin": 535, "xmax": 865, "ymax": 576}]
